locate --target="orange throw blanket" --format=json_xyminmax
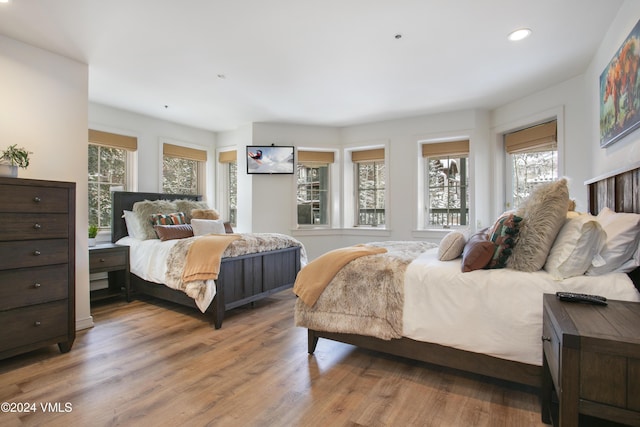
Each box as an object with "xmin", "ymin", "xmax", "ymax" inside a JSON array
[
  {"xmin": 293, "ymin": 244, "xmax": 387, "ymax": 307},
  {"xmin": 181, "ymin": 234, "xmax": 241, "ymax": 282}
]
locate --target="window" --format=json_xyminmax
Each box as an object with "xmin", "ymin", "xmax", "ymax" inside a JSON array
[
  {"xmin": 422, "ymin": 140, "xmax": 469, "ymax": 229},
  {"xmin": 88, "ymin": 129, "xmax": 137, "ymax": 230},
  {"xmin": 505, "ymin": 120, "xmax": 557, "ymax": 209},
  {"xmin": 296, "ymin": 151, "xmax": 334, "ymax": 226},
  {"xmin": 353, "ymin": 148, "xmax": 385, "ymax": 226},
  {"xmin": 218, "ymin": 150, "xmax": 237, "ymax": 226},
  {"xmin": 162, "ymin": 143, "xmax": 207, "ymax": 195}
]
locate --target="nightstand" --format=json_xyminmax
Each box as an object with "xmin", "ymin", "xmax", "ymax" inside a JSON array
[
  {"xmin": 541, "ymin": 293, "xmax": 640, "ymax": 427},
  {"xmin": 89, "ymin": 243, "xmax": 130, "ymax": 303}
]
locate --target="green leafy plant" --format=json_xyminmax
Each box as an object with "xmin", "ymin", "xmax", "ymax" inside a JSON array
[
  {"xmin": 1, "ymin": 144, "xmax": 31, "ymax": 168},
  {"xmin": 88, "ymin": 224, "xmax": 98, "ymax": 238}
]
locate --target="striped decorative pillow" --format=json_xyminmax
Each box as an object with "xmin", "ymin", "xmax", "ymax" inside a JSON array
[{"xmin": 151, "ymin": 212, "xmax": 186, "ymax": 226}]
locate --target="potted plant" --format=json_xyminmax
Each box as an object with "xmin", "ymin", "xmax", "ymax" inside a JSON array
[
  {"xmin": 0, "ymin": 144, "xmax": 31, "ymax": 178},
  {"xmin": 88, "ymin": 224, "xmax": 98, "ymax": 247}
]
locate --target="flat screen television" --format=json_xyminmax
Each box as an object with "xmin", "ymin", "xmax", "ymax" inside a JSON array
[{"xmin": 246, "ymin": 145, "xmax": 295, "ymax": 174}]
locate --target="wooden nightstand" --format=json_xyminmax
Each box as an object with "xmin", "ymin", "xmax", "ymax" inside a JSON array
[
  {"xmin": 541, "ymin": 293, "xmax": 640, "ymax": 427},
  {"xmin": 89, "ymin": 243, "xmax": 130, "ymax": 303}
]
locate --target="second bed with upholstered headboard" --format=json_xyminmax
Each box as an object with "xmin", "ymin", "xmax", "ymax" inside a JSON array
[
  {"xmin": 294, "ymin": 163, "xmax": 640, "ymax": 389},
  {"xmin": 111, "ymin": 191, "xmax": 304, "ymax": 329}
]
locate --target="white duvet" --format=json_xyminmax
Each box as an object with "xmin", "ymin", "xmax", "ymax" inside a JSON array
[
  {"xmin": 403, "ymin": 247, "xmax": 640, "ymax": 366},
  {"xmin": 117, "ymin": 236, "xmax": 216, "ymax": 312}
]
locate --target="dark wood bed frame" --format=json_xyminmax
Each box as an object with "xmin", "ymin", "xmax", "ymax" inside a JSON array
[
  {"xmin": 308, "ymin": 162, "xmax": 640, "ymax": 389},
  {"xmin": 111, "ymin": 191, "xmax": 301, "ymax": 329}
]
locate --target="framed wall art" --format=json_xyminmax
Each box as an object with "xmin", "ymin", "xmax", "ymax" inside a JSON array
[{"xmin": 600, "ymin": 19, "xmax": 640, "ymax": 148}]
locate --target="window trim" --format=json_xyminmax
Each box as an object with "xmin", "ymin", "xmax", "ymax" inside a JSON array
[
  {"xmin": 418, "ymin": 139, "xmax": 470, "ymax": 231},
  {"xmin": 217, "ymin": 148, "xmax": 237, "ymax": 226},
  {"xmin": 159, "ymin": 138, "xmax": 208, "ymax": 196},
  {"xmin": 343, "ymin": 142, "xmax": 389, "ymax": 230},
  {"xmin": 294, "ymin": 148, "xmax": 339, "ymax": 230}
]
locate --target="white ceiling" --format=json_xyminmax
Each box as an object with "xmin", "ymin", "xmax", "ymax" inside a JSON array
[{"xmin": 0, "ymin": 0, "xmax": 624, "ymax": 132}]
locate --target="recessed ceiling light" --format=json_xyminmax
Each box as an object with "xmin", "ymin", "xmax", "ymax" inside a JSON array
[
  {"xmin": 394, "ymin": 33, "xmax": 402, "ymax": 40},
  {"xmin": 508, "ymin": 28, "xmax": 532, "ymax": 42},
  {"xmin": 0, "ymin": 0, "xmax": 11, "ymax": 4}
]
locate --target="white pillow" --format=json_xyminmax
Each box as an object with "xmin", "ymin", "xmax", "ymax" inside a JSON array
[
  {"xmin": 586, "ymin": 207, "xmax": 640, "ymax": 275},
  {"xmin": 438, "ymin": 231, "xmax": 467, "ymax": 261},
  {"xmin": 123, "ymin": 210, "xmax": 146, "ymax": 240},
  {"xmin": 544, "ymin": 214, "xmax": 606, "ymax": 279},
  {"xmin": 191, "ymin": 218, "xmax": 226, "ymax": 236}
]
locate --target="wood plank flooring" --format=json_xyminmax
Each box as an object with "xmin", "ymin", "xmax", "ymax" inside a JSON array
[{"xmin": 0, "ymin": 291, "xmax": 546, "ymax": 427}]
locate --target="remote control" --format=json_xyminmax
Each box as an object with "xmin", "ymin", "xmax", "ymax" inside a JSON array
[{"xmin": 556, "ymin": 291, "xmax": 608, "ymax": 305}]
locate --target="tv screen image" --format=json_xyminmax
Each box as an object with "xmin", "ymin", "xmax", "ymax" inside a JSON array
[{"xmin": 247, "ymin": 145, "xmax": 295, "ymax": 174}]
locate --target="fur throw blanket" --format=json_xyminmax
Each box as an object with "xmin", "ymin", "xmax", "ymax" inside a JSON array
[
  {"xmin": 165, "ymin": 233, "xmax": 306, "ymax": 312},
  {"xmin": 295, "ymin": 241, "xmax": 437, "ymax": 340}
]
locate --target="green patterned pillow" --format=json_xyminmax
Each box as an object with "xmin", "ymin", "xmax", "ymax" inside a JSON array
[{"xmin": 487, "ymin": 212, "xmax": 522, "ymax": 269}]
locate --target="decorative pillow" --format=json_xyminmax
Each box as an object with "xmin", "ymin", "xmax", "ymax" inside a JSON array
[
  {"xmin": 438, "ymin": 231, "xmax": 467, "ymax": 261},
  {"xmin": 461, "ymin": 229, "xmax": 494, "ymax": 272},
  {"xmin": 487, "ymin": 212, "xmax": 522, "ymax": 269},
  {"xmin": 151, "ymin": 212, "xmax": 186, "ymax": 226},
  {"xmin": 122, "ymin": 210, "xmax": 146, "ymax": 240},
  {"xmin": 586, "ymin": 207, "xmax": 640, "ymax": 275},
  {"xmin": 507, "ymin": 178, "xmax": 569, "ymax": 272},
  {"xmin": 191, "ymin": 218, "xmax": 226, "ymax": 236},
  {"xmin": 544, "ymin": 214, "xmax": 606, "ymax": 279},
  {"xmin": 174, "ymin": 199, "xmax": 210, "ymax": 223},
  {"xmin": 133, "ymin": 199, "xmax": 179, "ymax": 240},
  {"xmin": 191, "ymin": 208, "xmax": 220, "ymax": 221},
  {"xmin": 154, "ymin": 224, "xmax": 194, "ymax": 241}
]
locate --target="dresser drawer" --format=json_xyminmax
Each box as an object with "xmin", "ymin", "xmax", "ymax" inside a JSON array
[
  {"xmin": 90, "ymin": 249, "xmax": 128, "ymax": 272},
  {"xmin": 0, "ymin": 265, "xmax": 68, "ymax": 310},
  {"xmin": 0, "ymin": 300, "xmax": 68, "ymax": 352},
  {"xmin": 0, "ymin": 213, "xmax": 69, "ymax": 241},
  {"xmin": 0, "ymin": 239, "xmax": 68, "ymax": 270},
  {"xmin": 0, "ymin": 184, "xmax": 69, "ymax": 213}
]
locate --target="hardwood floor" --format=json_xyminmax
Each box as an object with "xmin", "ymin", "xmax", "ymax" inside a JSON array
[{"xmin": 0, "ymin": 291, "xmax": 546, "ymax": 427}]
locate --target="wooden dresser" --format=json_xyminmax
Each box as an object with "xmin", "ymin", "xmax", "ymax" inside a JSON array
[
  {"xmin": 0, "ymin": 177, "xmax": 76, "ymax": 360},
  {"xmin": 541, "ymin": 293, "xmax": 640, "ymax": 426}
]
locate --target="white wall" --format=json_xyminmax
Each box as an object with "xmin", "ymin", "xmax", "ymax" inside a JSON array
[
  {"xmin": 587, "ymin": 0, "xmax": 640, "ymax": 175},
  {"xmin": 490, "ymin": 76, "xmax": 589, "ymax": 212},
  {"xmin": 89, "ymin": 103, "xmax": 217, "ymax": 202},
  {"xmin": 0, "ymin": 35, "xmax": 91, "ymax": 330}
]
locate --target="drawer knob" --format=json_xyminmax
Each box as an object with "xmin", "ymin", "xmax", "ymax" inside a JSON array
[
  {"xmin": 33, "ymin": 223, "xmax": 42, "ymax": 230},
  {"xmin": 100, "ymin": 258, "xmax": 105, "ymax": 263},
  {"xmin": 34, "ymin": 283, "xmax": 41, "ymax": 288},
  {"xmin": 33, "ymin": 196, "xmax": 41, "ymax": 203},
  {"xmin": 541, "ymin": 336, "xmax": 551, "ymax": 342},
  {"xmin": 33, "ymin": 250, "xmax": 41, "ymax": 256},
  {"xmin": 34, "ymin": 321, "xmax": 41, "ymax": 326}
]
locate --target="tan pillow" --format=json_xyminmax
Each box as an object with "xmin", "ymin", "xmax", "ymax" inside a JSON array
[
  {"xmin": 191, "ymin": 208, "xmax": 220, "ymax": 220},
  {"xmin": 174, "ymin": 199, "xmax": 210, "ymax": 223},
  {"xmin": 154, "ymin": 224, "xmax": 194, "ymax": 241},
  {"xmin": 132, "ymin": 199, "xmax": 179, "ymax": 240},
  {"xmin": 438, "ymin": 231, "xmax": 466, "ymax": 261},
  {"xmin": 507, "ymin": 179, "xmax": 569, "ymax": 272},
  {"xmin": 461, "ymin": 229, "xmax": 494, "ymax": 272}
]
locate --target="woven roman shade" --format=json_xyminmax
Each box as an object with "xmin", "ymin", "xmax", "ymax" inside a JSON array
[
  {"xmin": 421, "ymin": 140, "xmax": 469, "ymax": 157},
  {"xmin": 88, "ymin": 129, "xmax": 137, "ymax": 151},
  {"xmin": 351, "ymin": 148, "xmax": 384, "ymax": 162},
  {"xmin": 218, "ymin": 150, "xmax": 237, "ymax": 163},
  {"xmin": 163, "ymin": 143, "xmax": 207, "ymax": 162},
  {"xmin": 298, "ymin": 150, "xmax": 335, "ymax": 163},
  {"xmin": 505, "ymin": 120, "xmax": 557, "ymax": 154}
]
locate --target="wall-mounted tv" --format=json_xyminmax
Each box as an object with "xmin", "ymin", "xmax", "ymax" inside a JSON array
[{"xmin": 246, "ymin": 145, "xmax": 295, "ymax": 174}]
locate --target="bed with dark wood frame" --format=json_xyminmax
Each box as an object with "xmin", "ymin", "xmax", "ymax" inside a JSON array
[
  {"xmin": 111, "ymin": 191, "xmax": 302, "ymax": 329},
  {"xmin": 307, "ymin": 162, "xmax": 640, "ymax": 389}
]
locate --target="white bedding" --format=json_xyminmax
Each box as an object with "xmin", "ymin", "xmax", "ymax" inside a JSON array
[
  {"xmin": 403, "ymin": 247, "xmax": 640, "ymax": 366},
  {"xmin": 117, "ymin": 236, "xmax": 217, "ymax": 312}
]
